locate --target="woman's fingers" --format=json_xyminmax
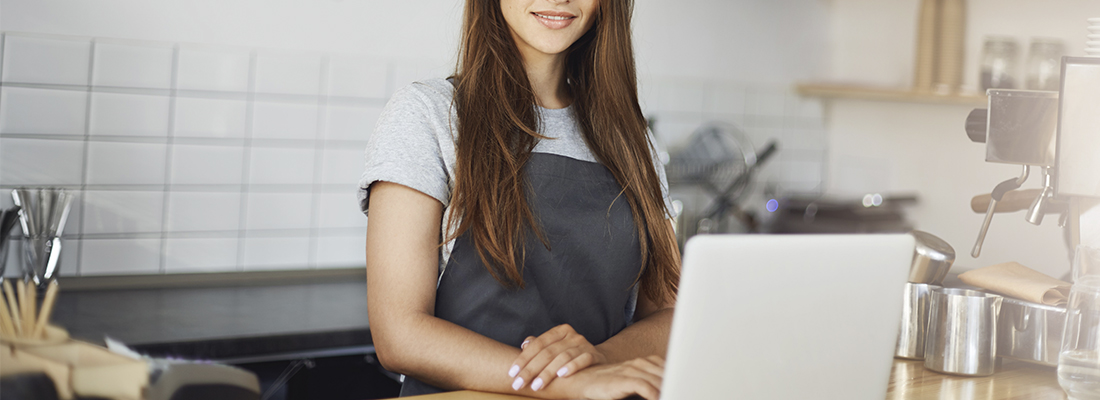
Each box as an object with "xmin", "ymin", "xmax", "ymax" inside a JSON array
[
  {"xmin": 572, "ymin": 358, "xmax": 665, "ymax": 400},
  {"xmin": 554, "ymin": 351, "xmax": 595, "ymax": 378},
  {"xmin": 631, "ymin": 356, "xmax": 665, "ymax": 378},
  {"xmin": 529, "ymin": 349, "xmax": 593, "ymax": 391},
  {"xmin": 508, "ymin": 335, "xmax": 538, "ymax": 378},
  {"xmin": 509, "ymin": 325, "xmax": 572, "ymax": 377},
  {"xmin": 515, "ymin": 343, "xmax": 575, "ymax": 390},
  {"xmin": 621, "ymin": 359, "xmax": 663, "ymax": 392}
]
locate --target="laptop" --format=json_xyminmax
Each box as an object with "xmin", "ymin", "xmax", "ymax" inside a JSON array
[{"xmin": 661, "ymin": 234, "xmax": 914, "ymax": 400}]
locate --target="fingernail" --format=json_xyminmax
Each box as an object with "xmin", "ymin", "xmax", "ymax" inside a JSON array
[
  {"xmin": 531, "ymin": 377, "xmax": 543, "ymax": 391},
  {"xmin": 508, "ymin": 364, "xmax": 520, "ymax": 378},
  {"xmin": 521, "ymin": 340, "xmax": 529, "ymax": 349},
  {"xmin": 556, "ymin": 367, "xmax": 568, "ymax": 377},
  {"xmin": 512, "ymin": 377, "xmax": 524, "ymax": 390}
]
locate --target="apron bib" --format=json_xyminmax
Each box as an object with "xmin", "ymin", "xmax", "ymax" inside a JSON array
[{"xmin": 400, "ymin": 152, "xmax": 642, "ymax": 396}]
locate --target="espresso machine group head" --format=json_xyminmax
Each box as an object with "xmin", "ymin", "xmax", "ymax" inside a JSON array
[{"xmin": 965, "ymin": 55, "xmax": 1100, "ymax": 259}]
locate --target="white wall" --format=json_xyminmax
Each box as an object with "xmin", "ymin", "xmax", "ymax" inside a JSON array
[
  {"xmin": 828, "ymin": 0, "xmax": 1100, "ymax": 91},
  {"xmin": 2, "ymin": 0, "xmax": 832, "ymax": 93},
  {"xmin": 0, "ymin": 0, "xmax": 832, "ymax": 276},
  {"xmin": 635, "ymin": 1, "xmax": 829, "ymax": 85},
  {"xmin": 824, "ymin": 0, "xmax": 1100, "ymax": 277}
]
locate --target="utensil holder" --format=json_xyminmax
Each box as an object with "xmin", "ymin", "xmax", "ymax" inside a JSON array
[
  {"xmin": 896, "ymin": 283, "xmax": 941, "ymax": 359},
  {"xmin": 11, "ymin": 189, "xmax": 73, "ymax": 289},
  {"xmin": 22, "ymin": 236, "xmax": 62, "ymax": 289},
  {"xmin": 924, "ymin": 288, "xmax": 1003, "ymax": 376}
]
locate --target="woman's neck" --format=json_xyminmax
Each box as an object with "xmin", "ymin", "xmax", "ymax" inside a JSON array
[{"xmin": 520, "ymin": 51, "xmax": 571, "ymax": 109}]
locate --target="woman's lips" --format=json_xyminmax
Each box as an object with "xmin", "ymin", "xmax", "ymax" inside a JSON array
[{"xmin": 532, "ymin": 11, "xmax": 575, "ymax": 30}]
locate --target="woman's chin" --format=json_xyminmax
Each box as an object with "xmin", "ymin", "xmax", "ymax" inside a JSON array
[{"xmin": 528, "ymin": 41, "xmax": 575, "ymax": 57}]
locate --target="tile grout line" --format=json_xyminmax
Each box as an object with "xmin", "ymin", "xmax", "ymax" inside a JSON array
[
  {"xmin": 157, "ymin": 44, "xmax": 181, "ymax": 274},
  {"xmin": 72, "ymin": 38, "xmax": 98, "ymax": 277},
  {"xmin": 307, "ymin": 55, "xmax": 331, "ymax": 270},
  {"xmin": 0, "ymin": 132, "xmax": 368, "ymax": 148},
  {"xmin": 235, "ymin": 50, "xmax": 259, "ymax": 271}
]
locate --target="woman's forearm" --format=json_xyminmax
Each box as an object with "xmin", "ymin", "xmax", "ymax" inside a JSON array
[
  {"xmin": 595, "ymin": 308, "xmax": 674, "ymax": 363},
  {"xmin": 376, "ymin": 312, "xmax": 581, "ymax": 398}
]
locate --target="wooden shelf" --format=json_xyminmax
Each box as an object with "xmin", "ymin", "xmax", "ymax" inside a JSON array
[{"xmin": 796, "ymin": 82, "xmax": 987, "ymax": 107}]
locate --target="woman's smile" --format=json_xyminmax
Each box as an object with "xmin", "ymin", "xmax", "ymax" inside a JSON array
[
  {"xmin": 501, "ymin": 0, "xmax": 598, "ymax": 57},
  {"xmin": 532, "ymin": 10, "xmax": 576, "ymax": 30}
]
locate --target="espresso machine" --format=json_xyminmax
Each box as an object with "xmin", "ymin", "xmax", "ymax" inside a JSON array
[
  {"xmin": 966, "ymin": 55, "xmax": 1100, "ymax": 258},
  {"xmin": 963, "ymin": 54, "xmax": 1100, "ymax": 366}
]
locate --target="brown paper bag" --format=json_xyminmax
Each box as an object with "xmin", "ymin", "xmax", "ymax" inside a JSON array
[{"xmin": 958, "ymin": 261, "xmax": 1070, "ymax": 305}]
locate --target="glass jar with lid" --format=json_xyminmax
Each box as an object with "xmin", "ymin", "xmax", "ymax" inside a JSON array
[
  {"xmin": 1026, "ymin": 38, "xmax": 1066, "ymax": 91},
  {"xmin": 981, "ymin": 37, "xmax": 1020, "ymax": 91}
]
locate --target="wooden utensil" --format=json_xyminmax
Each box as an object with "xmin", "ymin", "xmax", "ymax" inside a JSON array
[
  {"xmin": 32, "ymin": 281, "xmax": 59, "ymax": 339},
  {"xmin": 2, "ymin": 280, "xmax": 22, "ymax": 335},
  {"xmin": 16, "ymin": 280, "xmax": 28, "ymax": 335},
  {"xmin": 0, "ymin": 291, "xmax": 15, "ymax": 336},
  {"xmin": 26, "ymin": 281, "xmax": 38, "ymax": 336}
]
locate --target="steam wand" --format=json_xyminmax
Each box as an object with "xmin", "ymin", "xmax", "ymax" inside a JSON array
[{"xmin": 972, "ymin": 165, "xmax": 1030, "ymax": 258}]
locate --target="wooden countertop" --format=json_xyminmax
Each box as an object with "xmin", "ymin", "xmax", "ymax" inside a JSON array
[
  {"xmin": 888, "ymin": 359, "xmax": 1064, "ymax": 400},
  {"xmin": 391, "ymin": 358, "xmax": 1067, "ymax": 400}
]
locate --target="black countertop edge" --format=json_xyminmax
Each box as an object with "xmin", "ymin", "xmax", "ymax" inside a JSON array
[
  {"xmin": 59, "ymin": 268, "xmax": 366, "ymax": 291},
  {"xmin": 128, "ymin": 328, "xmax": 374, "ymax": 363}
]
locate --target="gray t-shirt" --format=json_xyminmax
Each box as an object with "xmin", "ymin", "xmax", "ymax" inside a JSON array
[{"xmin": 357, "ymin": 78, "xmax": 673, "ymax": 273}]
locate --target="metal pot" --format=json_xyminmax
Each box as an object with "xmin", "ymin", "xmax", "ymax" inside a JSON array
[
  {"xmin": 924, "ymin": 288, "xmax": 1003, "ymax": 376},
  {"xmin": 908, "ymin": 230, "xmax": 955, "ymax": 285}
]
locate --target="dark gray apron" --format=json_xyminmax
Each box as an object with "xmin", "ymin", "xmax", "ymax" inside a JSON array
[{"xmin": 399, "ymin": 152, "xmax": 642, "ymax": 396}]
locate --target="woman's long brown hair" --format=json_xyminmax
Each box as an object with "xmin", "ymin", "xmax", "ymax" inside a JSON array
[{"xmin": 447, "ymin": 0, "xmax": 680, "ymax": 305}]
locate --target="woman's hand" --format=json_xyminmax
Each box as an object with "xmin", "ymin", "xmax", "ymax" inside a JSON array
[
  {"xmin": 508, "ymin": 324, "xmax": 608, "ymax": 391},
  {"xmin": 563, "ymin": 356, "xmax": 665, "ymax": 400}
]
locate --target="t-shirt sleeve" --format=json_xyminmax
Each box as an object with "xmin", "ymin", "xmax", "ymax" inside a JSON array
[
  {"xmin": 357, "ymin": 84, "xmax": 451, "ymax": 215},
  {"xmin": 649, "ymin": 130, "xmax": 678, "ymax": 219}
]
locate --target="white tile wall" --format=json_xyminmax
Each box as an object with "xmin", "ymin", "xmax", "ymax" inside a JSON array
[
  {"xmin": 170, "ymin": 144, "xmax": 244, "ymax": 185},
  {"xmin": 89, "ymin": 92, "xmax": 170, "ymax": 136},
  {"xmin": 164, "ymin": 238, "xmax": 239, "ymax": 273},
  {"xmin": 58, "ymin": 239, "xmax": 80, "ymax": 277},
  {"xmin": 81, "ymin": 190, "xmax": 165, "ymax": 234},
  {"xmin": 0, "ymin": 87, "xmax": 88, "ymax": 135},
  {"xmin": 242, "ymin": 237, "xmax": 310, "ymax": 270},
  {"xmin": 248, "ymin": 147, "xmax": 316, "ymax": 185},
  {"xmin": 320, "ymin": 147, "xmax": 367, "ymax": 186},
  {"xmin": 85, "ymin": 142, "xmax": 167, "ymax": 185},
  {"xmin": 745, "ymin": 89, "xmax": 787, "ymax": 117},
  {"xmin": 173, "ymin": 97, "xmax": 248, "ymax": 138},
  {"xmin": 176, "ymin": 46, "xmax": 251, "ymax": 92},
  {"xmin": 706, "ymin": 84, "xmax": 747, "ymax": 115},
  {"xmin": 0, "ymin": 138, "xmax": 85, "ymax": 185},
  {"xmin": 2, "ymin": 35, "xmax": 91, "ymax": 85},
  {"xmin": 251, "ymin": 101, "xmax": 319, "ymax": 140},
  {"xmin": 165, "ymin": 192, "xmax": 241, "ymax": 232},
  {"xmin": 0, "ymin": 31, "xmax": 830, "ymax": 277},
  {"xmin": 92, "ymin": 42, "xmax": 174, "ymax": 89},
  {"xmin": 254, "ymin": 51, "xmax": 322, "ymax": 95},
  {"xmin": 244, "ymin": 192, "xmax": 313, "ymax": 231},
  {"xmin": 316, "ymin": 192, "xmax": 367, "ymax": 229},
  {"xmin": 653, "ymin": 80, "xmax": 707, "ymax": 114},
  {"xmin": 324, "ymin": 104, "xmax": 380, "ymax": 141},
  {"xmin": 327, "ymin": 55, "xmax": 388, "ymax": 98},
  {"xmin": 80, "ymin": 238, "xmax": 161, "ymax": 275},
  {"xmin": 315, "ymin": 234, "xmax": 366, "ymax": 267}
]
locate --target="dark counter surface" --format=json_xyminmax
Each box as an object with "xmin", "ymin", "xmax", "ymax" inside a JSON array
[{"xmin": 50, "ymin": 270, "xmax": 370, "ymax": 361}]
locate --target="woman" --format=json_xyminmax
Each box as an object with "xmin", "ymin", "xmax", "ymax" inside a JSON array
[{"xmin": 359, "ymin": 0, "xmax": 681, "ymax": 398}]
